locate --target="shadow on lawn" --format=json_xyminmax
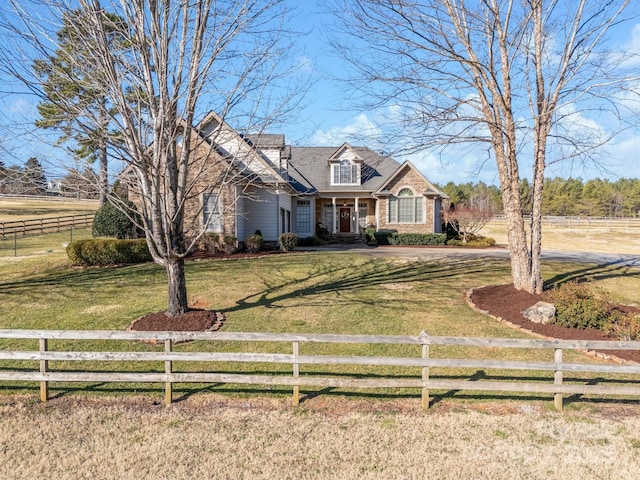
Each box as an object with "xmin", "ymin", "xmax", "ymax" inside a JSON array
[
  {"xmin": 0, "ymin": 262, "xmax": 165, "ymax": 298},
  {"xmin": 544, "ymin": 259, "xmax": 640, "ymax": 289},
  {"xmin": 220, "ymin": 256, "xmax": 506, "ymax": 314}
]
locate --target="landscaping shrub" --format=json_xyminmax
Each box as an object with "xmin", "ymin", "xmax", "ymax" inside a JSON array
[
  {"xmin": 67, "ymin": 238, "xmax": 151, "ymax": 266},
  {"xmin": 374, "ymin": 229, "xmax": 398, "ymax": 245},
  {"xmin": 447, "ymin": 234, "xmax": 496, "ymax": 247},
  {"xmin": 279, "ymin": 232, "xmax": 298, "ymax": 251},
  {"xmin": 297, "ymin": 235, "xmax": 326, "ymax": 246},
  {"xmin": 315, "ymin": 223, "xmax": 331, "ymax": 241},
  {"xmin": 92, "ymin": 201, "xmax": 141, "ymax": 239},
  {"xmin": 222, "ymin": 235, "xmax": 238, "ymax": 254},
  {"xmin": 246, "ymin": 233, "xmax": 263, "ymax": 253},
  {"xmin": 549, "ymin": 281, "xmax": 615, "ymax": 330},
  {"xmin": 388, "ymin": 233, "xmax": 447, "ymax": 246},
  {"xmin": 365, "ymin": 226, "xmax": 377, "ymax": 244},
  {"xmin": 603, "ymin": 312, "xmax": 640, "ymax": 341}
]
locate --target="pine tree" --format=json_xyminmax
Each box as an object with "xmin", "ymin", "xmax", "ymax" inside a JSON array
[
  {"xmin": 34, "ymin": 8, "xmax": 127, "ymax": 206},
  {"xmin": 23, "ymin": 157, "xmax": 47, "ymax": 195}
]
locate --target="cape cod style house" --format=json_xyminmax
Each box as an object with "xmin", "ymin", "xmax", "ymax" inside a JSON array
[{"xmin": 126, "ymin": 112, "xmax": 447, "ymax": 245}]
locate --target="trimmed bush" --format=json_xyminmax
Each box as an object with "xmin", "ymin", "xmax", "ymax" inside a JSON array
[
  {"xmin": 315, "ymin": 223, "xmax": 331, "ymax": 241},
  {"xmin": 365, "ymin": 226, "xmax": 377, "ymax": 244},
  {"xmin": 279, "ymin": 232, "xmax": 298, "ymax": 251},
  {"xmin": 549, "ymin": 281, "xmax": 614, "ymax": 330},
  {"xmin": 92, "ymin": 201, "xmax": 141, "ymax": 239},
  {"xmin": 246, "ymin": 233, "xmax": 263, "ymax": 253},
  {"xmin": 389, "ymin": 233, "xmax": 447, "ymax": 246},
  {"xmin": 603, "ymin": 312, "xmax": 640, "ymax": 341},
  {"xmin": 447, "ymin": 234, "xmax": 496, "ymax": 247},
  {"xmin": 374, "ymin": 229, "xmax": 398, "ymax": 245},
  {"xmin": 67, "ymin": 238, "xmax": 151, "ymax": 266},
  {"xmin": 297, "ymin": 235, "xmax": 326, "ymax": 247}
]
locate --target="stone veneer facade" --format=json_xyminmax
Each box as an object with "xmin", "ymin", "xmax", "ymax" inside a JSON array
[{"xmin": 376, "ymin": 165, "xmax": 439, "ymax": 234}]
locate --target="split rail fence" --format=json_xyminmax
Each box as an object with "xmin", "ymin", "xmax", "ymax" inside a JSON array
[
  {"xmin": 1, "ymin": 329, "xmax": 640, "ymax": 411},
  {"xmin": 0, "ymin": 214, "xmax": 94, "ymax": 238}
]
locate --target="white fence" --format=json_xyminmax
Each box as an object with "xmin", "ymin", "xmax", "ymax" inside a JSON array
[{"xmin": 1, "ymin": 330, "xmax": 640, "ymax": 411}]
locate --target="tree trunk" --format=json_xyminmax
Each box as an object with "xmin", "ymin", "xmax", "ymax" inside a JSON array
[
  {"xmin": 165, "ymin": 257, "xmax": 188, "ymax": 317},
  {"xmin": 99, "ymin": 142, "xmax": 108, "ymax": 207}
]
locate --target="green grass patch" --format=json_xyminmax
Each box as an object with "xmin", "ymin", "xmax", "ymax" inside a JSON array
[
  {"xmin": 0, "ymin": 250, "xmax": 639, "ymax": 404},
  {"xmin": 0, "ymin": 198, "xmax": 97, "ymax": 221},
  {"xmin": 0, "ymin": 228, "xmax": 93, "ymax": 258}
]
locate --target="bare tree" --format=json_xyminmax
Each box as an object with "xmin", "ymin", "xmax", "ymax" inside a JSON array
[
  {"xmin": 0, "ymin": 0, "xmax": 302, "ymax": 316},
  {"xmin": 332, "ymin": 0, "xmax": 638, "ymax": 293},
  {"xmin": 442, "ymin": 206, "xmax": 494, "ymax": 244}
]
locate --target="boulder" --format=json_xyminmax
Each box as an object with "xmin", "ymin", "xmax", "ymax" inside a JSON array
[{"xmin": 522, "ymin": 301, "xmax": 556, "ymax": 324}]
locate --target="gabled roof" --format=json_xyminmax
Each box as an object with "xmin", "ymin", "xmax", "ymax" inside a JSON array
[
  {"xmin": 328, "ymin": 143, "xmax": 363, "ymax": 163},
  {"xmin": 374, "ymin": 161, "xmax": 448, "ymax": 198},
  {"xmin": 288, "ymin": 146, "xmax": 400, "ymax": 193},
  {"xmin": 195, "ymin": 112, "xmax": 288, "ymax": 186}
]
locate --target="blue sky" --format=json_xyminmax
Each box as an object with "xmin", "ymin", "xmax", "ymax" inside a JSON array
[{"xmin": 1, "ymin": 0, "xmax": 639, "ymax": 186}]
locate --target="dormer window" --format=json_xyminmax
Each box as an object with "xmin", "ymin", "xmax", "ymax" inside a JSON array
[{"xmin": 331, "ymin": 159, "xmax": 360, "ymax": 185}]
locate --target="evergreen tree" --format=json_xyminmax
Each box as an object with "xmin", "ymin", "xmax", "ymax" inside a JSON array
[
  {"xmin": 34, "ymin": 8, "xmax": 127, "ymax": 206},
  {"xmin": 23, "ymin": 157, "xmax": 47, "ymax": 195}
]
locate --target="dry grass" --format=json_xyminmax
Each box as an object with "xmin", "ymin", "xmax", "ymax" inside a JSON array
[
  {"xmin": 0, "ymin": 197, "xmax": 98, "ymax": 222},
  {"xmin": 1, "ymin": 394, "xmax": 639, "ymax": 479},
  {"xmin": 480, "ymin": 221, "xmax": 640, "ymax": 255}
]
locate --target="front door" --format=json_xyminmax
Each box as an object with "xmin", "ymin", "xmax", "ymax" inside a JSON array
[{"xmin": 339, "ymin": 207, "xmax": 351, "ymax": 233}]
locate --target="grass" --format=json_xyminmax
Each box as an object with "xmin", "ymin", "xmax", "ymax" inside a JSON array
[
  {"xmin": 1, "ymin": 247, "xmax": 639, "ymax": 403},
  {"xmin": 480, "ymin": 220, "xmax": 640, "ymax": 255},
  {"xmin": 1, "ymin": 395, "xmax": 640, "ymax": 479},
  {"xmin": 1, "ymin": 233, "xmax": 639, "ymax": 478},
  {"xmin": 0, "ymin": 197, "xmax": 98, "ymax": 222},
  {"xmin": 0, "ymin": 227, "xmax": 93, "ymax": 258}
]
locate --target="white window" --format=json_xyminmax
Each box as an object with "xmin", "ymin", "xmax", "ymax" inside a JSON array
[
  {"xmin": 331, "ymin": 160, "xmax": 360, "ymax": 185},
  {"xmin": 388, "ymin": 188, "xmax": 423, "ymax": 223},
  {"xmin": 358, "ymin": 203, "xmax": 367, "ymax": 229},
  {"xmin": 203, "ymin": 193, "xmax": 222, "ymax": 232},
  {"xmin": 296, "ymin": 200, "xmax": 311, "ymax": 232},
  {"xmin": 323, "ymin": 206, "xmax": 336, "ymax": 232}
]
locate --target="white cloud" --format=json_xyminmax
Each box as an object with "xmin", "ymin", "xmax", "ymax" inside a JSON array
[{"xmin": 309, "ymin": 113, "xmax": 382, "ymax": 146}]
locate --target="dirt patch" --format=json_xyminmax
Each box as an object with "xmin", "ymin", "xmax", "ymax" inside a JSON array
[
  {"xmin": 129, "ymin": 309, "xmax": 225, "ymax": 333},
  {"xmin": 469, "ymin": 284, "xmax": 640, "ymax": 363}
]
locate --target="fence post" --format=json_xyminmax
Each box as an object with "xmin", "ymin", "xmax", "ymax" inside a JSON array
[
  {"xmin": 14, "ymin": 231, "xmax": 17, "ymax": 257},
  {"xmin": 420, "ymin": 330, "xmax": 430, "ymax": 410},
  {"xmin": 292, "ymin": 341, "xmax": 300, "ymax": 406},
  {"xmin": 164, "ymin": 339, "xmax": 173, "ymax": 405},
  {"xmin": 554, "ymin": 348, "xmax": 563, "ymax": 412},
  {"xmin": 40, "ymin": 338, "xmax": 49, "ymax": 402}
]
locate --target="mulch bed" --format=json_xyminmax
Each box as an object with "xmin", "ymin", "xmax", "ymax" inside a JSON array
[
  {"xmin": 470, "ymin": 284, "xmax": 640, "ymax": 363},
  {"xmin": 129, "ymin": 309, "xmax": 225, "ymax": 333}
]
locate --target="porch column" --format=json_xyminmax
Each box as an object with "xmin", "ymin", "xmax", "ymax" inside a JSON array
[
  {"xmin": 354, "ymin": 197, "xmax": 359, "ymax": 234},
  {"xmin": 331, "ymin": 197, "xmax": 337, "ymax": 234}
]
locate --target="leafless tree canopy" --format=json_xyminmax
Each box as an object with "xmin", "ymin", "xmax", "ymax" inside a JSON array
[
  {"xmin": 442, "ymin": 206, "xmax": 494, "ymax": 244},
  {"xmin": 0, "ymin": 0, "xmax": 303, "ymax": 315},
  {"xmin": 332, "ymin": 0, "xmax": 639, "ymax": 293}
]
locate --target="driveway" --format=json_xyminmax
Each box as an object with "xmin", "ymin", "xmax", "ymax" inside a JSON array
[{"xmin": 305, "ymin": 245, "xmax": 640, "ymax": 269}]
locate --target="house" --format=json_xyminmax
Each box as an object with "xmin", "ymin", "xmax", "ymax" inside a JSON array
[{"xmin": 126, "ymin": 112, "xmax": 447, "ymax": 245}]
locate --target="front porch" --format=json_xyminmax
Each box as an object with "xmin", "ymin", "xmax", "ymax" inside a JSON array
[{"xmin": 315, "ymin": 197, "xmax": 376, "ymax": 236}]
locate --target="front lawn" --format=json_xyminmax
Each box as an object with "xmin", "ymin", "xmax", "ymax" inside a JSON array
[{"xmin": 1, "ymin": 250, "xmax": 638, "ymax": 403}]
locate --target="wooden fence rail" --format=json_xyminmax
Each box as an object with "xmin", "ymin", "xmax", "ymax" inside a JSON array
[
  {"xmin": 1, "ymin": 329, "xmax": 639, "ymax": 411},
  {"xmin": 492, "ymin": 215, "xmax": 640, "ymax": 230},
  {"xmin": 0, "ymin": 214, "xmax": 94, "ymax": 238}
]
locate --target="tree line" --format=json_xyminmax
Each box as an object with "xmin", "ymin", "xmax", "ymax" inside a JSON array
[
  {"xmin": 438, "ymin": 177, "xmax": 640, "ymax": 218},
  {"xmin": 0, "ymin": 156, "xmax": 99, "ymax": 198}
]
